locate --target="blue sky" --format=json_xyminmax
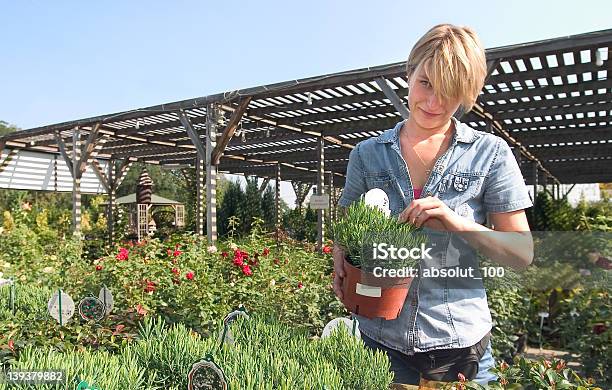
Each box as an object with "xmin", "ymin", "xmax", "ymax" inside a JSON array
[{"xmin": 1, "ymin": 1, "xmax": 610, "ymax": 204}]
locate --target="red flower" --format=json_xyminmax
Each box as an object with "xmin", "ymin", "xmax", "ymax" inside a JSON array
[
  {"xmin": 499, "ymin": 361, "xmax": 509, "ymax": 372},
  {"xmin": 171, "ymin": 267, "xmax": 180, "ymax": 275},
  {"xmin": 457, "ymin": 373, "xmax": 466, "ymax": 382},
  {"xmin": 233, "ymin": 257, "xmax": 244, "ymax": 267},
  {"xmin": 500, "ymin": 378, "xmax": 508, "ymax": 386},
  {"xmin": 167, "ymin": 249, "xmax": 172, "ymax": 256},
  {"xmin": 173, "ymin": 249, "xmax": 182, "ymax": 258},
  {"xmin": 116, "ymin": 247, "xmax": 129, "ymax": 261},
  {"xmin": 221, "ymin": 251, "xmax": 228, "ymax": 258},
  {"xmin": 322, "ymin": 245, "xmax": 332, "ymax": 254},
  {"xmin": 185, "ymin": 271, "xmax": 194, "ymax": 280},
  {"xmin": 297, "ymin": 282, "xmax": 304, "ymax": 289},
  {"xmin": 593, "ymin": 323, "xmax": 607, "ymax": 334},
  {"xmin": 242, "ymin": 265, "xmax": 253, "ymax": 276},
  {"xmin": 8, "ymin": 339, "xmax": 15, "ymax": 353},
  {"xmin": 95, "ymin": 265, "xmax": 103, "ymax": 271},
  {"xmin": 144, "ymin": 279, "xmax": 156, "ymax": 292},
  {"xmin": 263, "ymin": 247, "xmax": 270, "ymax": 256},
  {"xmin": 274, "ymin": 258, "xmax": 280, "ymax": 265},
  {"xmin": 556, "ymin": 360, "xmax": 566, "ymax": 372},
  {"xmin": 112, "ymin": 324, "xmax": 125, "ymax": 336},
  {"xmin": 135, "ymin": 304, "xmax": 147, "ymax": 316}
]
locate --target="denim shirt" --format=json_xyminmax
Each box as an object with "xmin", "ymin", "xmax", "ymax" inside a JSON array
[{"xmin": 337, "ymin": 118, "xmax": 532, "ymax": 354}]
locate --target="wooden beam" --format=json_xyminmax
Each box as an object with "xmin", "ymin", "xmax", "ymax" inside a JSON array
[
  {"xmin": 494, "ymin": 101, "xmax": 612, "ymax": 121},
  {"xmin": 258, "ymin": 177, "xmax": 271, "ymax": 194},
  {"xmin": 54, "ymin": 131, "xmax": 74, "ymax": 177},
  {"xmin": 212, "ymin": 97, "xmax": 251, "ymax": 165},
  {"xmin": 470, "ymin": 104, "xmax": 561, "ymax": 185},
  {"xmin": 178, "ymin": 110, "xmax": 207, "ymax": 162},
  {"xmin": 78, "ymin": 123, "xmax": 101, "ymax": 171},
  {"xmin": 0, "ymin": 148, "xmax": 18, "ymax": 175},
  {"xmin": 115, "ymin": 158, "xmax": 135, "ymax": 189},
  {"xmin": 513, "ymin": 125, "xmax": 612, "ymax": 145},
  {"xmin": 374, "ymin": 77, "xmax": 410, "ymax": 119},
  {"xmin": 89, "ymin": 160, "xmax": 110, "ymax": 192}
]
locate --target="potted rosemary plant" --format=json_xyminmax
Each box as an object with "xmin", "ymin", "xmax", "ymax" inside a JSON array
[{"xmin": 332, "ymin": 192, "xmax": 425, "ymax": 320}]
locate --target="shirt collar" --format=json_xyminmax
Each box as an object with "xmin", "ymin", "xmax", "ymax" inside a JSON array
[{"xmin": 375, "ymin": 116, "xmax": 479, "ymax": 144}]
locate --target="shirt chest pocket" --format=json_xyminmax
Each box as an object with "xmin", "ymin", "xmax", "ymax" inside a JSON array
[
  {"xmin": 364, "ymin": 173, "xmax": 405, "ymax": 216},
  {"xmin": 437, "ymin": 172, "xmax": 484, "ymax": 210}
]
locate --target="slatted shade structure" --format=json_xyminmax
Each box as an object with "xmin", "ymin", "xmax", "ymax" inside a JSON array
[
  {"xmin": 1, "ymin": 28, "xmax": 610, "ymax": 188},
  {"xmin": 1, "ymin": 28, "xmax": 610, "ymax": 245}
]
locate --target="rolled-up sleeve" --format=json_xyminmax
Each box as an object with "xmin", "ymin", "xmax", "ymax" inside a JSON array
[
  {"xmin": 338, "ymin": 143, "xmax": 367, "ymax": 208},
  {"xmin": 483, "ymin": 138, "xmax": 533, "ymax": 213}
]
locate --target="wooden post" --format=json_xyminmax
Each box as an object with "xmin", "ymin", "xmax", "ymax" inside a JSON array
[
  {"xmin": 316, "ymin": 138, "xmax": 325, "ymax": 250},
  {"xmin": 206, "ymin": 103, "xmax": 218, "ymax": 245},
  {"xmin": 275, "ymin": 163, "xmax": 281, "ymax": 248},
  {"xmin": 532, "ymin": 162, "xmax": 539, "ymax": 209},
  {"xmin": 72, "ymin": 128, "xmax": 82, "ymax": 235},
  {"xmin": 328, "ymin": 171, "xmax": 334, "ymax": 224},
  {"xmin": 196, "ymin": 156, "xmax": 205, "ymax": 236},
  {"xmin": 107, "ymin": 159, "xmax": 115, "ymax": 246}
]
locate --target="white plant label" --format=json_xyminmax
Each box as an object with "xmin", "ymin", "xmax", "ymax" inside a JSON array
[
  {"xmin": 98, "ymin": 286, "xmax": 114, "ymax": 315},
  {"xmin": 364, "ymin": 188, "xmax": 391, "ymax": 216},
  {"xmin": 218, "ymin": 309, "xmax": 250, "ymax": 345},
  {"xmin": 321, "ymin": 317, "xmax": 361, "ymax": 339},
  {"xmin": 355, "ymin": 282, "xmax": 382, "ymax": 298},
  {"xmin": 48, "ymin": 291, "xmax": 75, "ymax": 324}
]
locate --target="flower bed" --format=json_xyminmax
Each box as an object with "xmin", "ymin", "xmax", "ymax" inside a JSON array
[{"xmin": 2, "ymin": 315, "xmax": 394, "ymax": 389}]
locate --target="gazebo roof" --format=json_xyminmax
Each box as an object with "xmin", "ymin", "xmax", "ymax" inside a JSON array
[
  {"xmin": 1, "ymin": 28, "xmax": 610, "ymax": 185},
  {"xmin": 109, "ymin": 193, "xmax": 183, "ymax": 206}
]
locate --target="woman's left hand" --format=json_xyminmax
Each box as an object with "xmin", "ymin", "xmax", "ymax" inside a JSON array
[{"xmin": 398, "ymin": 196, "xmax": 466, "ymax": 231}]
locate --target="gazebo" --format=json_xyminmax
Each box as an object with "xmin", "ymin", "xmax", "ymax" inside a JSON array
[{"xmin": 105, "ymin": 169, "xmax": 185, "ymax": 241}]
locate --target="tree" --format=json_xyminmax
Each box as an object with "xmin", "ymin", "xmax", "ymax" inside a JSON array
[
  {"xmin": 0, "ymin": 120, "xmax": 18, "ymax": 137},
  {"xmin": 261, "ymin": 185, "xmax": 276, "ymax": 231},
  {"xmin": 218, "ymin": 180, "xmax": 244, "ymax": 236},
  {"xmin": 240, "ymin": 177, "xmax": 263, "ymax": 233}
]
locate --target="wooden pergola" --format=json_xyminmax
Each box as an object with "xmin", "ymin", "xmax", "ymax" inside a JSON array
[{"xmin": 1, "ymin": 28, "xmax": 610, "ymax": 247}]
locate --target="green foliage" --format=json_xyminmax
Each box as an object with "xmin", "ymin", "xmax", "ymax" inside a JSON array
[
  {"xmin": 240, "ymin": 177, "xmax": 263, "ymax": 234},
  {"xmin": 218, "ymin": 178, "xmax": 279, "ymax": 238},
  {"xmin": 283, "ymin": 206, "xmax": 318, "ymax": 242},
  {"xmin": 528, "ymin": 190, "xmax": 612, "ymax": 232},
  {"xmin": 0, "ymin": 120, "xmax": 18, "ymax": 136},
  {"xmin": 218, "ymin": 180, "xmax": 245, "ymax": 236},
  {"xmin": 443, "ymin": 356, "xmax": 604, "ymax": 389},
  {"xmin": 2, "ymin": 315, "xmax": 393, "ymax": 389},
  {"xmin": 261, "ymin": 185, "xmax": 276, "ymax": 232},
  {"xmin": 554, "ymin": 288, "xmax": 611, "ymax": 388},
  {"xmin": 331, "ymin": 199, "xmax": 423, "ymax": 267}
]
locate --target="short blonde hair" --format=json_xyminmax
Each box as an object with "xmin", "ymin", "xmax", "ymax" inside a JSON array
[{"xmin": 406, "ymin": 24, "xmax": 487, "ymax": 112}]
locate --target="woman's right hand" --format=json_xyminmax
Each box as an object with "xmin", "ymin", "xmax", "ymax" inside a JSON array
[{"xmin": 332, "ymin": 244, "xmax": 346, "ymax": 300}]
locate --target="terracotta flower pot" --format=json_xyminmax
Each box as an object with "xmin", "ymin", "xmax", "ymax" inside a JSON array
[{"xmin": 341, "ymin": 257, "xmax": 413, "ymax": 320}]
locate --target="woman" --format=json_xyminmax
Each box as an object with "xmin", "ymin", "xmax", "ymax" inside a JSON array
[{"xmin": 333, "ymin": 24, "xmax": 533, "ymax": 387}]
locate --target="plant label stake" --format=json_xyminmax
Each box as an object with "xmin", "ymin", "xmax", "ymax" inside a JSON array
[
  {"xmin": 9, "ymin": 278, "xmax": 15, "ymax": 315},
  {"xmin": 218, "ymin": 307, "xmax": 250, "ymax": 347},
  {"xmin": 364, "ymin": 188, "xmax": 391, "ymax": 217},
  {"xmin": 538, "ymin": 311, "xmax": 549, "ymax": 351},
  {"xmin": 188, "ymin": 353, "xmax": 228, "ymax": 390},
  {"xmin": 48, "ymin": 289, "xmax": 75, "ymax": 325},
  {"xmin": 321, "ymin": 317, "xmax": 361, "ymax": 339},
  {"xmin": 76, "ymin": 380, "xmax": 101, "ymax": 390},
  {"xmin": 78, "ymin": 296, "xmax": 106, "ymax": 321},
  {"xmin": 98, "ymin": 285, "xmax": 114, "ymax": 316}
]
